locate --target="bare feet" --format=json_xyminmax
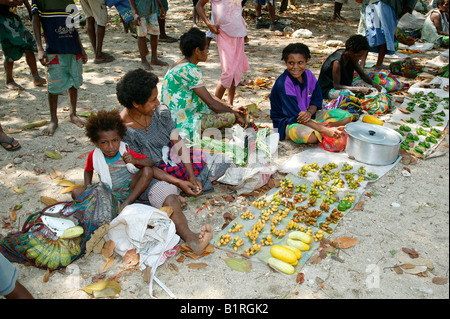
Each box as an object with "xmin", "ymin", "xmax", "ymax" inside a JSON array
[
  {"xmin": 187, "ymin": 224, "xmax": 213, "ymax": 256},
  {"xmin": 33, "ymin": 75, "xmax": 46, "ymax": 87},
  {"xmin": 6, "ymin": 81, "xmax": 24, "ymax": 91},
  {"xmin": 141, "ymin": 60, "xmax": 153, "ymax": 71},
  {"xmin": 43, "ymin": 121, "xmax": 58, "ymax": 136},
  {"xmin": 150, "ymin": 58, "xmax": 169, "ymax": 67},
  {"xmin": 178, "ymin": 195, "xmax": 187, "ymax": 208},
  {"xmin": 70, "ymin": 115, "xmax": 85, "ymax": 128}
]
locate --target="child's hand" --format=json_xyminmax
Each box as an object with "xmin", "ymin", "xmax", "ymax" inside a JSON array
[
  {"xmin": 324, "ymin": 126, "xmax": 345, "ymax": 139},
  {"xmin": 81, "ymin": 50, "xmax": 88, "ymax": 64},
  {"xmin": 122, "ymin": 152, "xmax": 135, "ymax": 165},
  {"xmin": 208, "ymin": 23, "xmax": 220, "ymax": 35},
  {"xmin": 179, "ymin": 180, "xmax": 203, "ymax": 197},
  {"xmin": 133, "ymin": 13, "xmax": 140, "ymax": 25},
  {"xmin": 37, "ymin": 49, "xmax": 48, "ymax": 66},
  {"xmin": 297, "ymin": 110, "xmax": 312, "ymax": 124}
]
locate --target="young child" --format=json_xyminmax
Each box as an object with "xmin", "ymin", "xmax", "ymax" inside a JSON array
[
  {"xmin": 72, "ymin": 109, "xmax": 154, "ymax": 213},
  {"xmin": 196, "ymin": 0, "xmax": 249, "ymax": 106},
  {"xmin": 0, "ymin": 0, "xmax": 46, "ymax": 90},
  {"xmin": 129, "ymin": 0, "xmax": 168, "ymax": 70},
  {"xmin": 270, "ymin": 43, "xmax": 352, "ymax": 144},
  {"xmin": 31, "ymin": 0, "xmax": 88, "ymax": 136},
  {"xmin": 0, "ymin": 253, "xmax": 33, "ymax": 299}
]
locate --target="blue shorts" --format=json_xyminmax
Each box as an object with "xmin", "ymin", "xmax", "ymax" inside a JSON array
[
  {"xmin": 0, "ymin": 253, "xmax": 18, "ymax": 296},
  {"xmin": 255, "ymin": 0, "xmax": 275, "ymax": 6},
  {"xmin": 46, "ymin": 54, "xmax": 83, "ymax": 95}
]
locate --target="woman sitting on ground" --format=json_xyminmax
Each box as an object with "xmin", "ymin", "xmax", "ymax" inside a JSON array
[
  {"xmin": 270, "ymin": 43, "xmax": 353, "ymax": 145},
  {"xmin": 318, "ymin": 34, "xmax": 383, "ymax": 100},
  {"xmin": 421, "ymin": 0, "xmax": 449, "ymax": 48},
  {"xmin": 161, "ymin": 27, "xmax": 248, "ymax": 141}
]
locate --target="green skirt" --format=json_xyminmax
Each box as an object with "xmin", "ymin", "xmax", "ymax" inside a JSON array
[{"xmin": 0, "ymin": 14, "xmax": 36, "ymax": 62}]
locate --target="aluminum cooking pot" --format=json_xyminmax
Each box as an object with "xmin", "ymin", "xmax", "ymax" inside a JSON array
[{"xmin": 344, "ymin": 122, "xmax": 403, "ymax": 166}]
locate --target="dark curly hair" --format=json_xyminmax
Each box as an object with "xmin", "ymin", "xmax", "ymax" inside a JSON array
[
  {"xmin": 85, "ymin": 109, "xmax": 127, "ymax": 143},
  {"xmin": 116, "ymin": 69, "xmax": 159, "ymax": 109},
  {"xmin": 345, "ymin": 34, "xmax": 370, "ymax": 53},
  {"xmin": 282, "ymin": 43, "xmax": 311, "ymax": 62},
  {"xmin": 180, "ymin": 27, "xmax": 207, "ymax": 58}
]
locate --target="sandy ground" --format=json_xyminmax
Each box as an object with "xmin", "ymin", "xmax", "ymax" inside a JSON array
[{"xmin": 0, "ymin": 0, "xmax": 448, "ymax": 301}]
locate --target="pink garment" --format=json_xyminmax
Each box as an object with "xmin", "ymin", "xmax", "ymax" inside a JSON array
[
  {"xmin": 211, "ymin": 0, "xmax": 247, "ymax": 37},
  {"xmin": 216, "ymin": 31, "xmax": 249, "ymax": 89}
]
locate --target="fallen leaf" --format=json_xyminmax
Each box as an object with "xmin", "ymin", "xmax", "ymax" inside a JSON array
[
  {"xmin": 159, "ymin": 206, "xmax": 174, "ymax": 218},
  {"xmin": 394, "ymin": 264, "xmax": 404, "ymax": 274},
  {"xmin": 99, "ymin": 256, "xmax": 115, "ymax": 273},
  {"xmin": 9, "ymin": 211, "xmax": 17, "ymax": 222},
  {"xmin": 176, "ymin": 255, "xmax": 185, "ymax": 263},
  {"xmin": 331, "ymin": 237, "xmax": 358, "ymax": 249},
  {"xmin": 223, "ymin": 258, "xmax": 252, "ymax": 272},
  {"xmin": 309, "ymin": 254, "xmax": 322, "ymax": 264},
  {"xmin": 353, "ymin": 201, "xmax": 365, "ymax": 211},
  {"xmin": 223, "ymin": 195, "xmax": 235, "ymax": 202},
  {"xmin": 23, "ymin": 181, "xmax": 41, "ymax": 186},
  {"xmin": 296, "ymin": 272, "xmax": 305, "ymax": 284},
  {"xmin": 143, "ymin": 266, "xmax": 152, "ymax": 283},
  {"xmin": 187, "ymin": 262, "xmax": 208, "ymax": 269},
  {"xmin": 13, "ymin": 185, "xmax": 25, "ymax": 194},
  {"xmin": 402, "ymin": 247, "xmax": 419, "ymax": 259},
  {"xmin": 432, "ymin": 277, "xmax": 448, "ymax": 285},
  {"xmin": 40, "ymin": 196, "xmax": 58, "ymax": 206},
  {"xmin": 81, "ymin": 281, "xmax": 121, "ymax": 298},
  {"xmin": 167, "ymin": 262, "xmax": 179, "ymax": 274},
  {"xmin": 123, "ymin": 249, "xmax": 140, "ymax": 266},
  {"xmin": 44, "ymin": 150, "xmax": 62, "ymax": 160},
  {"xmin": 101, "ymin": 240, "xmax": 115, "ymax": 258},
  {"xmin": 54, "ymin": 179, "xmax": 75, "ymax": 187},
  {"xmin": 22, "ymin": 120, "xmax": 47, "ymax": 130},
  {"xmin": 43, "ymin": 269, "xmax": 51, "ymax": 283},
  {"xmin": 85, "ymin": 224, "xmax": 110, "ymax": 257}
]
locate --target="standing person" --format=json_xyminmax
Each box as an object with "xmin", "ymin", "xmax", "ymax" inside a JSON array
[
  {"xmin": 254, "ymin": 0, "xmax": 284, "ymax": 31},
  {"xmin": 270, "ymin": 43, "xmax": 352, "ymax": 144},
  {"xmin": 80, "ymin": 0, "xmax": 115, "ymax": 64},
  {"xmin": 0, "ymin": 253, "xmax": 33, "ymax": 299},
  {"xmin": 359, "ymin": 0, "xmax": 418, "ymax": 70},
  {"xmin": 421, "ymin": 0, "xmax": 449, "ymax": 47},
  {"xmin": 72, "ymin": 109, "xmax": 154, "ymax": 214},
  {"xmin": 318, "ymin": 34, "xmax": 383, "ymax": 100},
  {"xmin": 158, "ymin": 0, "xmax": 177, "ymax": 42},
  {"xmin": 196, "ymin": 0, "xmax": 249, "ymax": 106},
  {"xmin": 0, "ymin": 122, "xmax": 21, "ymax": 151},
  {"xmin": 0, "ymin": 0, "xmax": 46, "ymax": 90},
  {"xmin": 333, "ymin": 0, "xmax": 347, "ymax": 21},
  {"xmin": 129, "ymin": 0, "xmax": 168, "ymax": 70},
  {"xmin": 117, "ymin": 69, "xmax": 214, "ymax": 255},
  {"xmin": 31, "ymin": 0, "xmax": 88, "ymax": 136},
  {"xmin": 192, "ymin": 0, "xmax": 199, "ymax": 26}
]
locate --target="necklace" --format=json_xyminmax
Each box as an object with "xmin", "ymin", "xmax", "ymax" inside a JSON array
[{"xmin": 128, "ymin": 111, "xmax": 149, "ymax": 133}]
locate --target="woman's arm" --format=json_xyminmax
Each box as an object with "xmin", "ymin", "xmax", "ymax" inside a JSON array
[
  {"xmin": 332, "ymin": 60, "xmax": 373, "ymax": 95},
  {"xmin": 431, "ymin": 12, "xmax": 448, "ymax": 35},
  {"xmin": 196, "ymin": 0, "xmax": 220, "ymax": 34},
  {"xmin": 354, "ymin": 62, "xmax": 383, "ymax": 92}
]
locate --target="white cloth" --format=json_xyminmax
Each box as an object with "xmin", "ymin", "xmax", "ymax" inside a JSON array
[
  {"xmin": 107, "ymin": 204, "xmax": 180, "ymax": 298},
  {"xmin": 92, "ymin": 141, "xmax": 139, "ymax": 188}
]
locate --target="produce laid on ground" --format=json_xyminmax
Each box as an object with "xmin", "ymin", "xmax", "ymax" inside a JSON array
[{"xmin": 213, "ymin": 161, "xmax": 378, "ymax": 275}]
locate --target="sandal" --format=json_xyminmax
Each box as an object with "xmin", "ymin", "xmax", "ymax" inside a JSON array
[
  {"xmin": 159, "ymin": 36, "xmax": 178, "ymax": 43},
  {"xmin": 94, "ymin": 53, "xmax": 115, "ymax": 64},
  {"xmin": 0, "ymin": 137, "xmax": 21, "ymax": 152}
]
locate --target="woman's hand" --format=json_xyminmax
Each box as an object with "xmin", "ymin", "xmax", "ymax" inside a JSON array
[
  {"xmin": 122, "ymin": 152, "xmax": 135, "ymax": 165},
  {"xmin": 179, "ymin": 180, "xmax": 203, "ymax": 197},
  {"xmin": 232, "ymin": 105, "xmax": 248, "ymax": 126},
  {"xmin": 297, "ymin": 110, "xmax": 312, "ymax": 124},
  {"xmin": 374, "ymin": 83, "xmax": 383, "ymax": 92},
  {"xmin": 189, "ymin": 176, "xmax": 203, "ymax": 195},
  {"xmin": 323, "ymin": 126, "xmax": 345, "ymax": 139},
  {"xmin": 207, "ymin": 23, "xmax": 220, "ymax": 35}
]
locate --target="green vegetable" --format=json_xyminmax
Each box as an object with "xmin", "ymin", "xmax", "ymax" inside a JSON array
[
  {"xmin": 425, "ymin": 136, "xmax": 438, "ymax": 143},
  {"xmin": 337, "ymin": 200, "xmax": 352, "ymax": 211},
  {"xmin": 399, "ymin": 124, "xmax": 411, "ymax": 132},
  {"xmin": 414, "ymin": 147, "xmax": 424, "ymax": 155}
]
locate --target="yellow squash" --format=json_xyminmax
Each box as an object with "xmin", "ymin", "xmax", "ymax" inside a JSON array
[
  {"xmin": 288, "ymin": 231, "xmax": 312, "ymax": 244},
  {"xmin": 268, "ymin": 257, "xmax": 295, "ymax": 275},
  {"xmin": 287, "ymin": 238, "xmax": 310, "ymax": 251},
  {"xmin": 270, "ymin": 245, "xmax": 298, "ymax": 265},
  {"xmin": 362, "ymin": 115, "xmax": 384, "ymax": 126}
]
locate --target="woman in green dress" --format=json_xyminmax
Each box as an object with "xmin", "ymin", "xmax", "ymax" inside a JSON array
[{"xmin": 161, "ymin": 27, "xmax": 247, "ymax": 141}]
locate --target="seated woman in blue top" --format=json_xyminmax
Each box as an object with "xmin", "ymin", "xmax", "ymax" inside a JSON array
[{"xmin": 270, "ymin": 43, "xmax": 353, "ymax": 144}]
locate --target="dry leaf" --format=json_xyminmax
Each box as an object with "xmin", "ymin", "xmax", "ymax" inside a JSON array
[
  {"xmin": 40, "ymin": 196, "xmax": 58, "ymax": 206},
  {"xmin": 143, "ymin": 266, "xmax": 152, "ymax": 283},
  {"xmin": 49, "ymin": 169, "xmax": 64, "ymax": 179},
  {"xmin": 159, "ymin": 206, "xmax": 174, "ymax": 217},
  {"xmin": 99, "ymin": 256, "xmax": 115, "ymax": 274},
  {"xmin": 101, "ymin": 240, "xmax": 115, "ymax": 258},
  {"xmin": 13, "ymin": 185, "xmax": 25, "ymax": 194},
  {"xmin": 43, "ymin": 269, "xmax": 51, "ymax": 283},
  {"xmin": 332, "ymin": 237, "xmax": 359, "ymax": 249},
  {"xmin": 309, "ymin": 254, "xmax": 322, "ymax": 264},
  {"xmin": 82, "ymin": 281, "xmax": 121, "ymax": 298},
  {"xmin": 176, "ymin": 255, "xmax": 185, "ymax": 263},
  {"xmin": 85, "ymin": 224, "xmax": 110, "ymax": 257},
  {"xmin": 296, "ymin": 272, "xmax": 305, "ymax": 284},
  {"xmin": 61, "ymin": 184, "xmax": 84, "ymax": 194},
  {"xmin": 402, "ymin": 247, "xmax": 419, "ymax": 259},
  {"xmin": 123, "ymin": 249, "xmax": 140, "ymax": 266},
  {"xmin": 432, "ymin": 277, "xmax": 448, "ymax": 285},
  {"xmin": 187, "ymin": 262, "xmax": 208, "ymax": 269},
  {"xmin": 9, "ymin": 211, "xmax": 17, "ymax": 222},
  {"xmin": 353, "ymin": 201, "xmax": 365, "ymax": 211},
  {"xmin": 167, "ymin": 262, "xmax": 179, "ymax": 274},
  {"xmin": 394, "ymin": 264, "xmax": 404, "ymax": 274},
  {"xmin": 54, "ymin": 179, "xmax": 75, "ymax": 187},
  {"xmin": 44, "ymin": 150, "xmax": 62, "ymax": 160},
  {"xmin": 23, "ymin": 181, "xmax": 41, "ymax": 186}
]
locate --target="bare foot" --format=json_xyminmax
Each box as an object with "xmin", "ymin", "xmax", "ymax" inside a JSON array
[
  {"xmin": 6, "ymin": 81, "xmax": 24, "ymax": 91},
  {"xmin": 188, "ymin": 224, "xmax": 213, "ymax": 256},
  {"xmin": 33, "ymin": 75, "xmax": 46, "ymax": 87},
  {"xmin": 70, "ymin": 115, "xmax": 85, "ymax": 128},
  {"xmin": 43, "ymin": 121, "xmax": 58, "ymax": 136},
  {"xmin": 178, "ymin": 195, "xmax": 186, "ymax": 208},
  {"xmin": 141, "ymin": 61, "xmax": 153, "ymax": 70},
  {"xmin": 150, "ymin": 58, "xmax": 169, "ymax": 67}
]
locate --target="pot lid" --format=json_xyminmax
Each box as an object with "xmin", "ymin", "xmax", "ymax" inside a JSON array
[{"xmin": 344, "ymin": 122, "xmax": 402, "ymax": 146}]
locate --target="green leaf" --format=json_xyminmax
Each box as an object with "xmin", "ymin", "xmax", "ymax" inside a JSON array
[
  {"xmin": 223, "ymin": 258, "xmax": 252, "ymax": 273},
  {"xmin": 81, "ymin": 281, "xmax": 121, "ymax": 298},
  {"xmin": 44, "ymin": 151, "xmax": 62, "ymax": 160}
]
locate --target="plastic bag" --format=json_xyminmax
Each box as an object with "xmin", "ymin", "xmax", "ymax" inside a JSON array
[
  {"xmin": 320, "ymin": 131, "xmax": 348, "ymax": 152},
  {"xmin": 360, "ymin": 93, "xmax": 392, "ymax": 114}
]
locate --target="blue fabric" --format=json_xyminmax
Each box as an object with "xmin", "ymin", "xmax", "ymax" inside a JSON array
[
  {"xmin": 0, "ymin": 253, "xmax": 18, "ymax": 296},
  {"xmin": 365, "ymin": 1, "xmax": 398, "ymax": 55},
  {"xmin": 106, "ymin": 0, "xmax": 134, "ymax": 23},
  {"xmin": 270, "ymin": 69, "xmax": 323, "ymax": 141}
]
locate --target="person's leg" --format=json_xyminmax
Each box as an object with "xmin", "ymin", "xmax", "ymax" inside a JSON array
[
  {"xmin": 24, "ymin": 51, "xmax": 46, "ymax": 86},
  {"xmin": 255, "ymin": 1, "xmax": 270, "ymax": 28},
  {"xmin": 68, "ymin": 87, "xmax": 85, "ymax": 128},
  {"xmin": 215, "ymin": 83, "xmax": 226, "ymax": 100},
  {"xmin": 0, "ymin": 123, "xmax": 21, "ymax": 151},
  {"xmin": 43, "ymin": 93, "xmax": 59, "ymax": 136},
  {"xmin": 227, "ymin": 81, "xmax": 236, "ymax": 106},
  {"xmin": 375, "ymin": 44, "xmax": 387, "ymax": 69},
  {"xmin": 86, "ymin": 17, "xmax": 97, "ymax": 55},
  {"xmin": 268, "ymin": 2, "xmax": 284, "ymax": 31},
  {"xmin": 138, "ymin": 36, "xmax": 152, "ymax": 70},
  {"xmin": 333, "ymin": 1, "xmax": 345, "ymax": 21},
  {"xmin": 150, "ymin": 34, "xmax": 168, "ymax": 66},
  {"xmin": 4, "ymin": 60, "xmax": 24, "ymax": 90},
  {"xmin": 163, "ymin": 194, "xmax": 213, "ymax": 255},
  {"xmin": 95, "ymin": 24, "xmax": 106, "ymax": 61}
]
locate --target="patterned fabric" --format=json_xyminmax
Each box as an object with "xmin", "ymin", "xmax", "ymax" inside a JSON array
[
  {"xmin": 200, "ymin": 112, "xmax": 236, "ymax": 131},
  {"xmin": 134, "ymin": 0, "xmax": 158, "ymax": 18},
  {"xmin": 360, "ymin": 93, "xmax": 391, "ymax": 114},
  {"xmin": 389, "ymin": 58, "xmax": 423, "ymax": 78},
  {"xmin": 157, "ymin": 143, "xmax": 206, "ymax": 180},
  {"xmin": 161, "ymin": 62, "xmax": 213, "ymax": 140},
  {"xmin": 0, "ymin": 183, "xmax": 120, "ymax": 270},
  {"xmin": 0, "ymin": 14, "xmax": 37, "ymax": 62},
  {"xmin": 364, "ymin": 1, "xmax": 398, "ymax": 55}
]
